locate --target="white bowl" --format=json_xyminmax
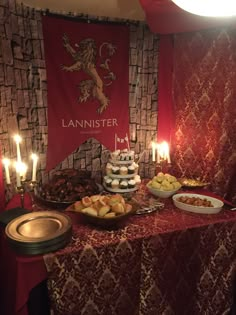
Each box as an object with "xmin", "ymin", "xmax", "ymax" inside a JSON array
[
  {"xmin": 172, "ymin": 193, "xmax": 224, "ymax": 214},
  {"xmin": 147, "ymin": 185, "xmax": 180, "ymax": 198}
]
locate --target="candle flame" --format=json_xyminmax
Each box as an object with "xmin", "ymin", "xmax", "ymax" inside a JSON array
[
  {"xmin": 157, "ymin": 141, "xmax": 171, "ymax": 163},
  {"xmin": 2, "ymin": 158, "xmax": 10, "ymax": 166},
  {"xmin": 15, "ymin": 161, "xmax": 27, "ymax": 175},
  {"xmin": 31, "ymin": 153, "xmax": 38, "ymax": 161},
  {"xmin": 14, "ymin": 134, "xmax": 22, "ymax": 143}
]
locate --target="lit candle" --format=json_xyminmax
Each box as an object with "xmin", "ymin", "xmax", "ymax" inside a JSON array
[
  {"xmin": 2, "ymin": 158, "xmax": 11, "ymax": 184},
  {"xmin": 14, "ymin": 134, "xmax": 22, "ymax": 163},
  {"xmin": 152, "ymin": 142, "xmax": 156, "ymax": 161},
  {"xmin": 20, "ymin": 162, "xmax": 27, "ymax": 181},
  {"xmin": 160, "ymin": 141, "xmax": 171, "ymax": 163},
  {"xmin": 31, "ymin": 153, "xmax": 38, "ymax": 182},
  {"xmin": 15, "ymin": 161, "xmax": 21, "ymax": 187},
  {"xmin": 156, "ymin": 144, "xmax": 160, "ymax": 163}
]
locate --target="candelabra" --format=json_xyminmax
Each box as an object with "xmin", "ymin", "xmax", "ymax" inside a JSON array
[
  {"xmin": 156, "ymin": 159, "xmax": 172, "ymax": 174},
  {"xmin": 13, "ymin": 180, "xmax": 38, "ymax": 209}
]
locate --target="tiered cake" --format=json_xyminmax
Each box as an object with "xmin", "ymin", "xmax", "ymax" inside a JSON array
[{"xmin": 103, "ymin": 149, "xmax": 141, "ymax": 193}]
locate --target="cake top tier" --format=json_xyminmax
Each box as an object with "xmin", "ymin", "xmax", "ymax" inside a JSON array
[{"xmin": 110, "ymin": 149, "xmax": 135, "ymax": 162}]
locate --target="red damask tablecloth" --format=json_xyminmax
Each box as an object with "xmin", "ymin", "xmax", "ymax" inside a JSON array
[
  {"xmin": 1, "ymin": 189, "xmax": 236, "ymax": 315},
  {"xmin": 44, "ymin": 195, "xmax": 236, "ymax": 315}
]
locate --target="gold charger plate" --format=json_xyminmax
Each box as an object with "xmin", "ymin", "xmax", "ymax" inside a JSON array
[{"xmin": 5, "ymin": 210, "xmax": 72, "ymax": 243}]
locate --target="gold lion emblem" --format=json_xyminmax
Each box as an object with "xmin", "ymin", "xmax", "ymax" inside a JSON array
[{"xmin": 61, "ymin": 34, "xmax": 116, "ymax": 114}]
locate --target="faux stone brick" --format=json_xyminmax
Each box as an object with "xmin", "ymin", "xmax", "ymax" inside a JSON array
[
  {"xmin": 129, "ymin": 107, "xmax": 137, "ymax": 124},
  {"xmin": 92, "ymin": 158, "xmax": 101, "ymax": 172},
  {"xmin": 5, "ymin": 65, "xmax": 15, "ymax": 85},
  {"xmin": 14, "ymin": 69, "xmax": 22, "ymax": 88},
  {"xmin": 92, "ymin": 144, "xmax": 102, "ymax": 158},
  {"xmin": 85, "ymin": 150, "xmax": 92, "ymax": 166},
  {"xmin": 140, "ymin": 110, "xmax": 147, "ymax": 125},
  {"xmin": 7, "ymin": 113, "xmax": 18, "ymax": 133},
  {"xmin": 37, "ymin": 108, "xmax": 46, "ymax": 125},
  {"xmin": 0, "ymin": 64, "xmax": 5, "ymax": 85},
  {"xmin": 32, "ymin": 39, "xmax": 42, "ymax": 59},
  {"xmin": 130, "ymin": 48, "xmax": 137, "ymax": 65},
  {"xmin": 16, "ymin": 89, "xmax": 25, "ymax": 107},
  {"xmin": 2, "ymin": 39, "xmax": 13, "ymax": 65},
  {"xmin": 14, "ymin": 59, "xmax": 29, "ymax": 70},
  {"xmin": 8, "ymin": 0, "xmax": 16, "ymax": 13},
  {"xmin": 0, "ymin": 2, "xmax": 158, "ymax": 196},
  {"xmin": 74, "ymin": 150, "xmax": 86, "ymax": 159},
  {"xmin": 35, "ymin": 90, "xmax": 44, "ymax": 106},
  {"xmin": 30, "ymin": 20, "xmax": 39, "ymax": 39},
  {"xmin": 10, "ymin": 14, "xmax": 19, "ymax": 34}
]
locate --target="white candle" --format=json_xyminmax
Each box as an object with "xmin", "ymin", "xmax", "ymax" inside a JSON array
[
  {"xmin": 156, "ymin": 144, "xmax": 160, "ymax": 163},
  {"xmin": 167, "ymin": 149, "xmax": 171, "ymax": 163},
  {"xmin": 31, "ymin": 153, "xmax": 38, "ymax": 182},
  {"xmin": 152, "ymin": 142, "xmax": 156, "ymax": 162},
  {"xmin": 2, "ymin": 158, "xmax": 11, "ymax": 184},
  {"xmin": 160, "ymin": 141, "xmax": 171, "ymax": 163},
  {"xmin": 20, "ymin": 162, "xmax": 27, "ymax": 181},
  {"xmin": 15, "ymin": 162, "xmax": 21, "ymax": 187},
  {"xmin": 14, "ymin": 135, "xmax": 22, "ymax": 163}
]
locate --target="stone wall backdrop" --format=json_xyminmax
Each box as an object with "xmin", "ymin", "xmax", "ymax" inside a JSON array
[{"xmin": 0, "ymin": 0, "xmax": 159, "ymax": 199}]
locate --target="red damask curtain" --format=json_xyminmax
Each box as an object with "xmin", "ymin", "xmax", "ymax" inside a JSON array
[
  {"xmin": 172, "ymin": 29, "xmax": 236, "ymax": 202},
  {"xmin": 140, "ymin": 1, "xmax": 236, "ymax": 202}
]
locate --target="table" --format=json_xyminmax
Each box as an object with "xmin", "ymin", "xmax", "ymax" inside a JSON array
[{"xmin": 1, "ymin": 189, "xmax": 236, "ymax": 315}]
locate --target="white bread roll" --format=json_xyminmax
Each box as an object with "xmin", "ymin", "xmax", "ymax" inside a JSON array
[
  {"xmin": 82, "ymin": 207, "xmax": 98, "ymax": 216},
  {"xmin": 112, "ymin": 203, "xmax": 125, "ymax": 214},
  {"xmin": 82, "ymin": 196, "xmax": 92, "ymax": 207},
  {"xmin": 98, "ymin": 205, "xmax": 111, "ymax": 217}
]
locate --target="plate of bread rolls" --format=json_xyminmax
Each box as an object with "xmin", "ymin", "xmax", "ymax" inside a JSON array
[{"xmin": 66, "ymin": 193, "xmax": 137, "ymax": 228}]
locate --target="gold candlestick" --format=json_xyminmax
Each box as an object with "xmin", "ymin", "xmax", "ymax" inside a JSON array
[
  {"xmin": 16, "ymin": 185, "xmax": 25, "ymax": 208},
  {"xmin": 156, "ymin": 159, "xmax": 172, "ymax": 174}
]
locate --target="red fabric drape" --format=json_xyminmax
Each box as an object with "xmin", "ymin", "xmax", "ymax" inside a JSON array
[
  {"xmin": 139, "ymin": 0, "xmax": 236, "ymax": 34},
  {"xmin": 157, "ymin": 35, "xmax": 174, "ymax": 144},
  {"xmin": 172, "ymin": 29, "xmax": 236, "ymax": 201}
]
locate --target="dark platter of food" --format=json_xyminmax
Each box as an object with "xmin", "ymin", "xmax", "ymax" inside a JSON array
[
  {"xmin": 34, "ymin": 169, "xmax": 102, "ymax": 209},
  {"xmin": 178, "ymin": 177, "xmax": 210, "ymax": 188}
]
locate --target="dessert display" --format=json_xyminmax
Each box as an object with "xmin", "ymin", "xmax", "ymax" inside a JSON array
[
  {"xmin": 103, "ymin": 149, "xmax": 140, "ymax": 193},
  {"xmin": 111, "ymin": 149, "xmax": 135, "ymax": 162},
  {"xmin": 36, "ymin": 169, "xmax": 100, "ymax": 204}
]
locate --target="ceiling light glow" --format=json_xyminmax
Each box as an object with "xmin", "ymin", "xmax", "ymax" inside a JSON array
[{"xmin": 172, "ymin": 0, "xmax": 236, "ymax": 17}]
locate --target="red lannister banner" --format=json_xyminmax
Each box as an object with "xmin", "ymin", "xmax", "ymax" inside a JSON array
[{"xmin": 42, "ymin": 16, "xmax": 130, "ymax": 171}]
